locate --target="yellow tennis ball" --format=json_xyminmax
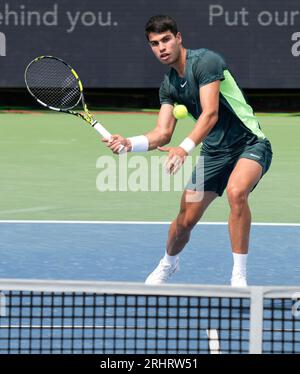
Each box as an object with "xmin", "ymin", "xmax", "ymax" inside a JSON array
[{"xmin": 173, "ymin": 104, "xmax": 188, "ymax": 120}]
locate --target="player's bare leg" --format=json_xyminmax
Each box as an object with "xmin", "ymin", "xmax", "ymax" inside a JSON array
[
  {"xmin": 145, "ymin": 191, "xmax": 217, "ymax": 284},
  {"xmin": 166, "ymin": 191, "xmax": 218, "ymax": 255},
  {"xmin": 226, "ymin": 158, "xmax": 263, "ymax": 286}
]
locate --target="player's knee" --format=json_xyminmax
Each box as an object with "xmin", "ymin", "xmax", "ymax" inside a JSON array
[
  {"xmin": 177, "ymin": 211, "xmax": 198, "ymax": 234},
  {"xmin": 227, "ymin": 186, "xmax": 248, "ymax": 207}
]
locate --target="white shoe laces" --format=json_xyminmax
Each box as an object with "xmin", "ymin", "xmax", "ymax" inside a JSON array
[{"xmin": 150, "ymin": 260, "xmax": 178, "ymax": 281}]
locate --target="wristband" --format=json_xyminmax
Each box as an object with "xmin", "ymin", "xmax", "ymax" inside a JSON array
[
  {"xmin": 179, "ymin": 137, "xmax": 196, "ymax": 154},
  {"xmin": 128, "ymin": 135, "xmax": 149, "ymax": 152}
]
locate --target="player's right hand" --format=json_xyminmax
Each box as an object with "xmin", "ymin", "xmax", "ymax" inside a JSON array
[{"xmin": 102, "ymin": 135, "xmax": 132, "ymax": 154}]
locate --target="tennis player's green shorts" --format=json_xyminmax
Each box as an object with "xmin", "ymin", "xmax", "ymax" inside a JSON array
[{"xmin": 186, "ymin": 138, "xmax": 273, "ymax": 196}]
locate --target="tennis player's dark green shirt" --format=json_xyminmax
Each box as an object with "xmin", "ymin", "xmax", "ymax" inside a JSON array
[{"xmin": 159, "ymin": 48, "xmax": 266, "ymax": 154}]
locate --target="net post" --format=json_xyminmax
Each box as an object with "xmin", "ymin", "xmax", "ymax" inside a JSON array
[{"xmin": 249, "ymin": 286, "xmax": 264, "ymax": 354}]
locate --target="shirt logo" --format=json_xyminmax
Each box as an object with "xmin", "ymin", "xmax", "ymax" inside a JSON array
[{"xmin": 180, "ymin": 81, "xmax": 187, "ymax": 88}]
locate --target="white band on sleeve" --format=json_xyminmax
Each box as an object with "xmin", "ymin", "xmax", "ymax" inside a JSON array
[
  {"xmin": 179, "ymin": 137, "xmax": 196, "ymax": 154},
  {"xmin": 128, "ymin": 135, "xmax": 149, "ymax": 152}
]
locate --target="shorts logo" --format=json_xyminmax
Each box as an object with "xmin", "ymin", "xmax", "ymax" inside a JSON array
[{"xmin": 249, "ymin": 153, "xmax": 261, "ymax": 159}]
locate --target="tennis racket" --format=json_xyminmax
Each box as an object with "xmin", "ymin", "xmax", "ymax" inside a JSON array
[{"xmin": 24, "ymin": 55, "xmax": 124, "ymax": 153}]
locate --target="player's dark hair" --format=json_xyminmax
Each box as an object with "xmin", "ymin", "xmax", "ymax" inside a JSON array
[{"xmin": 145, "ymin": 15, "xmax": 178, "ymax": 40}]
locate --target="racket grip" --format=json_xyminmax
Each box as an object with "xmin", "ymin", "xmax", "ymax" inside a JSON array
[{"xmin": 93, "ymin": 122, "xmax": 125, "ymax": 154}]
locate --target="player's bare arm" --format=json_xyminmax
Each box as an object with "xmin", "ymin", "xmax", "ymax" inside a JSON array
[
  {"xmin": 103, "ymin": 103, "xmax": 176, "ymax": 153},
  {"xmin": 159, "ymin": 80, "xmax": 220, "ymax": 174},
  {"xmin": 188, "ymin": 80, "xmax": 220, "ymax": 144}
]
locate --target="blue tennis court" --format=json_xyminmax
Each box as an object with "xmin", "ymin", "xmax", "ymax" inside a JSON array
[{"xmin": 0, "ymin": 221, "xmax": 299, "ymax": 286}]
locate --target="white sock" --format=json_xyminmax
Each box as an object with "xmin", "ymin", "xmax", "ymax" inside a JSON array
[
  {"xmin": 163, "ymin": 252, "xmax": 178, "ymax": 266},
  {"xmin": 232, "ymin": 253, "xmax": 247, "ymax": 276}
]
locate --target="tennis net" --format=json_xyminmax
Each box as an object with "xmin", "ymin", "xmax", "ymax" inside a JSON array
[{"xmin": 0, "ymin": 279, "xmax": 299, "ymax": 354}]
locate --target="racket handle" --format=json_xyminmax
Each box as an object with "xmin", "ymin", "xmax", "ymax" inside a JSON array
[{"xmin": 93, "ymin": 122, "xmax": 125, "ymax": 154}]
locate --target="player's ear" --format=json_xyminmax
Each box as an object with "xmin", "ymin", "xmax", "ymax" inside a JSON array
[{"xmin": 176, "ymin": 32, "xmax": 182, "ymax": 44}]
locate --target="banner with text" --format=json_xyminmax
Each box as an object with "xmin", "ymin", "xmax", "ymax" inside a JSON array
[{"xmin": 0, "ymin": 0, "xmax": 299, "ymax": 88}]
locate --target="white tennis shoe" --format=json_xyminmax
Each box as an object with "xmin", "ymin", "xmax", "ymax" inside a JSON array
[
  {"xmin": 145, "ymin": 259, "xmax": 179, "ymax": 285},
  {"xmin": 231, "ymin": 271, "xmax": 247, "ymax": 287}
]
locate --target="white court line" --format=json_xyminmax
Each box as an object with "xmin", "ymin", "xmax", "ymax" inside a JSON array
[
  {"xmin": 0, "ymin": 220, "xmax": 299, "ymax": 226},
  {"xmin": 206, "ymin": 329, "xmax": 222, "ymax": 354}
]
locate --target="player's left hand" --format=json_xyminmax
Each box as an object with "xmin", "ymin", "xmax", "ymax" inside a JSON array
[{"xmin": 157, "ymin": 146, "xmax": 188, "ymax": 175}]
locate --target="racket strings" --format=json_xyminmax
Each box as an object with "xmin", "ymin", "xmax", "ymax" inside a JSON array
[{"xmin": 25, "ymin": 58, "xmax": 81, "ymax": 110}]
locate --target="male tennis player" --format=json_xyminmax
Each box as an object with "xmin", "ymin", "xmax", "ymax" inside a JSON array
[{"xmin": 104, "ymin": 15, "xmax": 272, "ymax": 286}]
